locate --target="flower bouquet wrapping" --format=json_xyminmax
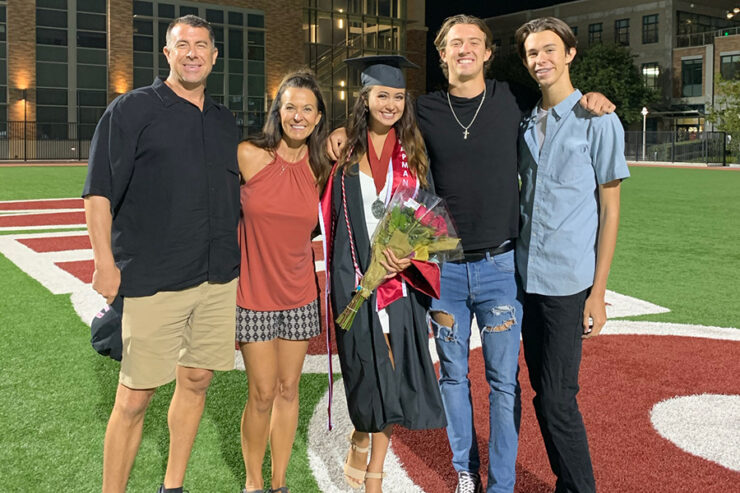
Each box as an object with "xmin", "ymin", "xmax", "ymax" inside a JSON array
[{"xmin": 335, "ymin": 185, "xmax": 463, "ymax": 330}]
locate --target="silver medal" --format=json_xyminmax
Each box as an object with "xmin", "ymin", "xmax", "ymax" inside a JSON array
[{"xmin": 371, "ymin": 198, "xmax": 385, "ymax": 219}]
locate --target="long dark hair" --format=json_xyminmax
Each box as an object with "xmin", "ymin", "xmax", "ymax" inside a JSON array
[
  {"xmin": 248, "ymin": 70, "xmax": 331, "ymax": 189},
  {"xmin": 339, "ymin": 86, "xmax": 429, "ymax": 188}
]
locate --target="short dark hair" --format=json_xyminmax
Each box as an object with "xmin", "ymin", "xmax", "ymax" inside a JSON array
[
  {"xmin": 515, "ymin": 17, "xmax": 577, "ymax": 62},
  {"xmin": 434, "ymin": 14, "xmax": 494, "ymax": 79},
  {"xmin": 166, "ymin": 15, "xmax": 216, "ymax": 48}
]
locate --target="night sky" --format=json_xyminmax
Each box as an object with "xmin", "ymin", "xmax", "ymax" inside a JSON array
[{"xmin": 424, "ymin": 0, "xmax": 573, "ymax": 89}]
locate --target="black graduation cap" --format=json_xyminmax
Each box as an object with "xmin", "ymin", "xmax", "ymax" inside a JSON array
[
  {"xmin": 344, "ymin": 55, "xmax": 419, "ymax": 89},
  {"xmin": 90, "ymin": 296, "xmax": 123, "ymax": 362}
]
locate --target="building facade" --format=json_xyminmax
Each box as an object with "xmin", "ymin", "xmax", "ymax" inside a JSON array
[
  {"xmin": 485, "ymin": 0, "xmax": 739, "ymax": 132},
  {"xmin": 3, "ymin": 0, "xmax": 425, "ymax": 159}
]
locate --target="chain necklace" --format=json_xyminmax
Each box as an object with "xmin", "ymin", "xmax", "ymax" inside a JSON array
[{"xmin": 446, "ymin": 86, "xmax": 486, "ymax": 140}]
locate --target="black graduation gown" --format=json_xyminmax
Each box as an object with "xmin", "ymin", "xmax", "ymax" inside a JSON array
[{"xmin": 329, "ymin": 164, "xmax": 447, "ymax": 433}]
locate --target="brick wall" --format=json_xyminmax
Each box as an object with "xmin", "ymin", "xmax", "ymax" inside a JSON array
[
  {"xmin": 405, "ymin": 28, "xmax": 427, "ymax": 98},
  {"xmin": 108, "ymin": 0, "xmax": 133, "ymax": 102},
  {"xmin": 7, "ymin": 0, "xmax": 36, "ymax": 122}
]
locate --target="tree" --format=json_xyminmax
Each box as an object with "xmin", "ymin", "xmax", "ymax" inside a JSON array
[
  {"xmin": 708, "ymin": 76, "xmax": 740, "ymax": 155},
  {"xmin": 570, "ymin": 43, "xmax": 656, "ymax": 126}
]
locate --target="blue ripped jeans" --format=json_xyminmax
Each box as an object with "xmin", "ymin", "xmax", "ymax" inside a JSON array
[{"xmin": 430, "ymin": 250, "xmax": 522, "ymax": 493}]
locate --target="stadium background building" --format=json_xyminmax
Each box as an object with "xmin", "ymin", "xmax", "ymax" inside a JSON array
[
  {"xmin": 3, "ymin": 0, "xmax": 427, "ymax": 159},
  {"xmin": 485, "ymin": 0, "xmax": 740, "ymax": 133}
]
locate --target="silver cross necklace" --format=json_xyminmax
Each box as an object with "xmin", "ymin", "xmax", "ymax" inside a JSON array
[{"xmin": 446, "ymin": 86, "xmax": 486, "ymax": 140}]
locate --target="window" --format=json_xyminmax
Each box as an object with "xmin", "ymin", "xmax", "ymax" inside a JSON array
[
  {"xmin": 615, "ymin": 19, "xmax": 629, "ymax": 46},
  {"xmin": 132, "ymin": 2, "xmax": 265, "ymax": 131},
  {"xmin": 681, "ymin": 59, "xmax": 702, "ymax": 97},
  {"xmin": 643, "ymin": 14, "xmax": 658, "ymax": 44},
  {"xmin": 588, "ymin": 23, "xmax": 602, "ymax": 45},
  {"xmin": 721, "ymin": 54, "xmax": 740, "ymax": 80},
  {"xmin": 570, "ymin": 26, "xmax": 578, "ymax": 36},
  {"xmin": 641, "ymin": 62, "xmax": 659, "ymax": 90}
]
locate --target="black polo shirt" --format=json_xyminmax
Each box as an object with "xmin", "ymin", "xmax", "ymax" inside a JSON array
[{"xmin": 83, "ymin": 78, "xmax": 240, "ymax": 297}]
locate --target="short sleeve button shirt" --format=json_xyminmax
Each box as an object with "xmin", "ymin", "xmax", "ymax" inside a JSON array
[
  {"xmin": 82, "ymin": 78, "xmax": 241, "ymax": 297},
  {"xmin": 516, "ymin": 89, "xmax": 630, "ymax": 296}
]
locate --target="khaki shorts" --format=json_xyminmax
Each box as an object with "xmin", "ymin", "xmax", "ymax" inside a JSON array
[{"xmin": 120, "ymin": 279, "xmax": 237, "ymax": 389}]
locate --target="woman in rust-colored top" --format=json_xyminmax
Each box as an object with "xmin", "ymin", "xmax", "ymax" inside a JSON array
[{"xmin": 235, "ymin": 71, "xmax": 330, "ymax": 493}]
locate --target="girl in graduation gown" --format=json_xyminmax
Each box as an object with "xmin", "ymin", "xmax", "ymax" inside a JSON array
[{"xmin": 323, "ymin": 56, "xmax": 446, "ymax": 492}]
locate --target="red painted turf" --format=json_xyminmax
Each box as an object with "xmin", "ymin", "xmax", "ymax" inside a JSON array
[
  {"xmin": 0, "ymin": 198, "xmax": 82, "ymax": 210},
  {"xmin": 0, "ymin": 211, "xmax": 85, "ymax": 227},
  {"xmin": 56, "ymin": 260, "xmax": 94, "ymax": 284},
  {"xmin": 393, "ymin": 336, "xmax": 740, "ymax": 493},
  {"xmin": 18, "ymin": 235, "xmax": 91, "ymax": 252}
]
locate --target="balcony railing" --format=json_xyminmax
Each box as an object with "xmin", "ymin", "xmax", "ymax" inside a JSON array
[{"xmin": 676, "ymin": 26, "xmax": 740, "ymax": 48}]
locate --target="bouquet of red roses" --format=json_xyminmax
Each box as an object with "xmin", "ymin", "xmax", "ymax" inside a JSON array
[{"xmin": 336, "ymin": 186, "xmax": 462, "ymax": 330}]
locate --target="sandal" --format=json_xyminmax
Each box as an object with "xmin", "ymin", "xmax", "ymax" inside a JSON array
[
  {"xmin": 364, "ymin": 471, "xmax": 386, "ymax": 492},
  {"xmin": 343, "ymin": 431, "xmax": 370, "ymax": 489}
]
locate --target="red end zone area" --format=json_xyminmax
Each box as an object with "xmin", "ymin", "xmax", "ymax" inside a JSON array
[{"xmin": 392, "ymin": 335, "xmax": 740, "ymax": 492}]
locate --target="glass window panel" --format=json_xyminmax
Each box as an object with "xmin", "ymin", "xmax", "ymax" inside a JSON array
[
  {"xmin": 367, "ymin": 0, "xmax": 378, "ymax": 16},
  {"xmin": 206, "ymin": 9, "xmax": 224, "ymax": 24},
  {"xmin": 134, "ymin": 35, "xmax": 154, "ymax": 52},
  {"xmin": 248, "ymin": 46, "xmax": 264, "ymax": 61},
  {"xmin": 133, "ymin": 1, "xmax": 153, "ymax": 17},
  {"xmin": 643, "ymin": 14, "xmax": 658, "ymax": 44},
  {"xmin": 79, "ymin": 107, "xmax": 104, "ymax": 123},
  {"xmin": 721, "ymin": 54, "xmax": 740, "ymax": 80},
  {"xmin": 37, "ymin": 0, "xmax": 67, "ymax": 10},
  {"xmin": 248, "ymin": 60, "xmax": 264, "ymax": 74},
  {"xmin": 378, "ymin": 0, "xmax": 391, "ymax": 17},
  {"xmin": 37, "ymin": 62, "xmax": 68, "ymax": 87},
  {"xmin": 0, "ymin": 8, "xmax": 4, "ymax": 23},
  {"xmin": 77, "ymin": 48, "xmax": 106, "ymax": 64},
  {"xmin": 681, "ymin": 59, "xmax": 702, "ymax": 97},
  {"xmin": 159, "ymin": 67, "xmax": 169, "ymax": 78},
  {"xmin": 158, "ymin": 3, "xmax": 175, "ymax": 19},
  {"xmin": 247, "ymin": 15, "xmax": 264, "ymax": 28},
  {"xmin": 77, "ymin": 31, "xmax": 106, "ymax": 49},
  {"xmin": 134, "ymin": 67, "xmax": 154, "ymax": 88},
  {"xmin": 0, "ymin": 43, "xmax": 6, "ymax": 59},
  {"xmin": 641, "ymin": 62, "xmax": 659, "ymax": 90},
  {"xmin": 37, "ymin": 106, "xmax": 67, "ymax": 123},
  {"xmin": 229, "ymin": 59, "xmax": 243, "ymax": 74},
  {"xmin": 208, "ymin": 74, "xmax": 224, "ymax": 95},
  {"xmin": 229, "ymin": 74, "xmax": 243, "ymax": 95},
  {"xmin": 78, "ymin": 90, "xmax": 107, "ymax": 106},
  {"xmin": 134, "ymin": 19, "xmax": 153, "ymax": 35},
  {"xmin": 228, "ymin": 95, "xmax": 243, "ymax": 110},
  {"xmin": 216, "ymin": 42, "xmax": 225, "ymax": 55},
  {"xmin": 247, "ymin": 31, "xmax": 264, "ymax": 46},
  {"xmin": 247, "ymin": 97, "xmax": 263, "ymax": 111},
  {"xmin": 37, "ymin": 8, "xmax": 68, "ymax": 28},
  {"xmin": 77, "ymin": 0, "xmax": 105, "ymax": 13},
  {"xmin": 159, "ymin": 53, "xmax": 168, "ymax": 67},
  {"xmin": 37, "ymin": 28, "xmax": 68, "ymax": 46},
  {"xmin": 213, "ymin": 58, "xmax": 224, "ymax": 72},
  {"xmin": 0, "ymin": 92, "xmax": 6, "ymax": 104},
  {"xmin": 36, "ymin": 88, "xmax": 68, "ymax": 105},
  {"xmin": 77, "ymin": 64, "xmax": 107, "ymax": 89},
  {"xmin": 229, "ymin": 12, "xmax": 244, "ymax": 26},
  {"xmin": 214, "ymin": 26, "xmax": 224, "ymax": 42},
  {"xmin": 180, "ymin": 6, "xmax": 199, "ymax": 16},
  {"xmin": 248, "ymin": 75, "xmax": 265, "ymax": 96},
  {"xmin": 158, "ymin": 22, "xmax": 169, "ymax": 49},
  {"xmin": 37, "ymin": 45, "xmax": 68, "ymax": 62},
  {"xmin": 134, "ymin": 52, "xmax": 153, "ymax": 67},
  {"xmin": 229, "ymin": 29, "xmax": 243, "ymax": 59}
]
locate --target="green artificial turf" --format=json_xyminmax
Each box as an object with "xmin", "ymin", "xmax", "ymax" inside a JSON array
[
  {"xmin": 0, "ymin": 253, "xmax": 328, "ymax": 492},
  {"xmin": 0, "ymin": 166, "xmax": 88, "ymax": 200},
  {"xmin": 609, "ymin": 166, "xmax": 740, "ymax": 328}
]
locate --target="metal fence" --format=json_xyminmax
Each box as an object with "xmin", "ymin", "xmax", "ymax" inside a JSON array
[
  {"xmin": 0, "ymin": 122, "xmax": 731, "ymax": 166},
  {"xmin": 625, "ymin": 131, "xmax": 729, "ymax": 166}
]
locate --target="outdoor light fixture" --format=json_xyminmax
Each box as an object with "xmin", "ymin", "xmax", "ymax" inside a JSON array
[{"xmin": 641, "ymin": 107, "xmax": 649, "ymax": 161}]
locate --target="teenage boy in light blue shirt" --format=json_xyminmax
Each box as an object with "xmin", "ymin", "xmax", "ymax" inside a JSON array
[{"xmin": 514, "ymin": 17, "xmax": 629, "ymax": 493}]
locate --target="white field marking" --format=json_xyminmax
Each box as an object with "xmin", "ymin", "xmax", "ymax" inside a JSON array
[
  {"xmin": 0, "ymin": 224, "xmax": 87, "ymax": 232},
  {"xmin": 37, "ymin": 249, "xmax": 93, "ymax": 262},
  {"xmin": 650, "ymin": 394, "xmax": 740, "ymax": 472},
  {"xmin": 0, "ymin": 197, "xmax": 81, "ymax": 204},
  {"xmin": 0, "ymin": 208, "xmax": 83, "ymax": 215}
]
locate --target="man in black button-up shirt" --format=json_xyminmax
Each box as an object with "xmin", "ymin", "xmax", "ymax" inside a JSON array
[{"xmin": 82, "ymin": 15, "xmax": 239, "ymax": 493}]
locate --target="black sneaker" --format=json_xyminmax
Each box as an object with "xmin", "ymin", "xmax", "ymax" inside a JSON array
[
  {"xmin": 157, "ymin": 486, "xmax": 188, "ymax": 493},
  {"xmin": 454, "ymin": 471, "xmax": 483, "ymax": 493}
]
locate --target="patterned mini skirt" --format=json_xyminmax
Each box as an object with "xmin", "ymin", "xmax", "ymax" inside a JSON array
[{"xmin": 236, "ymin": 299, "xmax": 320, "ymax": 343}]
